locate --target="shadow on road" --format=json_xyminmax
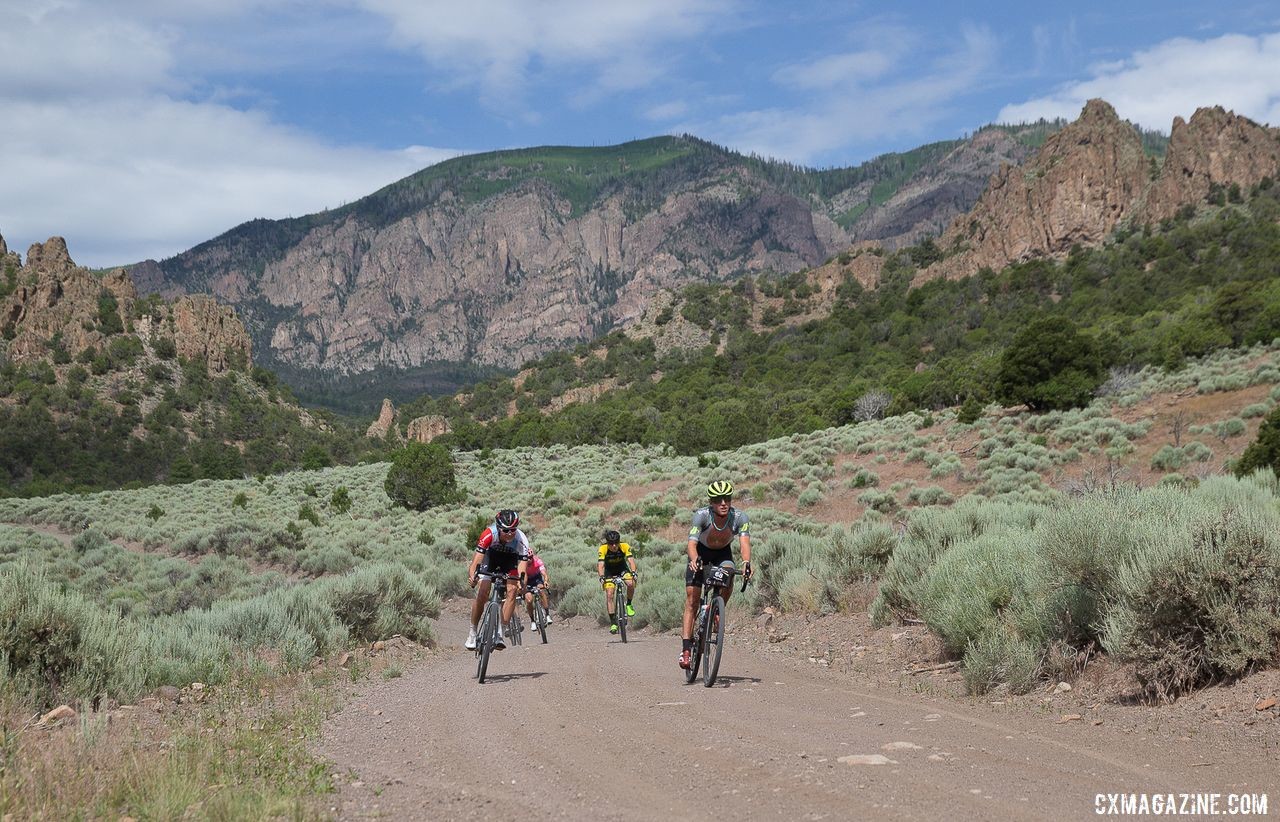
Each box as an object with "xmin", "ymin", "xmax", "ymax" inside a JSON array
[
  {"xmin": 480, "ymin": 671, "xmax": 548, "ymax": 684},
  {"xmin": 698, "ymin": 674, "xmax": 762, "ymax": 688}
]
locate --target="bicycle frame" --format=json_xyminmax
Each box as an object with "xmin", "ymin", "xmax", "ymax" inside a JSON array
[
  {"xmin": 474, "ymin": 569, "xmax": 517, "ymax": 683},
  {"xmin": 604, "ymin": 574, "xmax": 631, "ymax": 642}
]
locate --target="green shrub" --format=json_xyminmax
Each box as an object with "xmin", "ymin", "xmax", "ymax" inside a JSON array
[
  {"xmin": 0, "ymin": 565, "xmax": 145, "ymax": 707},
  {"xmin": 385, "ymin": 443, "xmax": 463, "ymax": 511},
  {"xmin": 1101, "ymin": 501, "xmax": 1280, "ymax": 699},
  {"xmin": 324, "ymin": 563, "xmax": 438, "ymax": 645},
  {"xmin": 995, "ymin": 317, "xmax": 1104, "ymax": 411},
  {"xmin": 1234, "ymin": 405, "xmax": 1280, "ymax": 477}
]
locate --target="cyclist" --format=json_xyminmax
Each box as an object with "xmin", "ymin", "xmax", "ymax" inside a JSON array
[
  {"xmin": 680, "ymin": 480, "xmax": 752, "ymax": 670},
  {"xmin": 524, "ymin": 550, "xmax": 553, "ymax": 628},
  {"xmin": 466, "ymin": 509, "xmax": 530, "ymax": 651},
  {"xmin": 597, "ymin": 529, "xmax": 638, "ymax": 635}
]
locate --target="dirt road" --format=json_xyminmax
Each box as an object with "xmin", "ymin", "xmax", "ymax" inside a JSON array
[{"xmin": 318, "ymin": 609, "xmax": 1276, "ymax": 820}]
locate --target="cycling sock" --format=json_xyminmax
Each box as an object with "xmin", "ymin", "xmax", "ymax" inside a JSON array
[
  {"xmin": 682, "ymin": 638, "xmax": 692, "ymax": 651},
  {"xmin": 626, "ymin": 596, "xmax": 633, "ymax": 604},
  {"xmin": 609, "ymin": 614, "xmax": 617, "ymax": 625}
]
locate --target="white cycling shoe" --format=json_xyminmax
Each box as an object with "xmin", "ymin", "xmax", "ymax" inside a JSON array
[
  {"xmin": 494, "ymin": 630, "xmax": 506, "ymax": 650},
  {"xmin": 464, "ymin": 629, "xmax": 477, "ymax": 650}
]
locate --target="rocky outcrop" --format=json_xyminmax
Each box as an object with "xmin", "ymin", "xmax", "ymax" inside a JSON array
[
  {"xmin": 172, "ymin": 294, "xmax": 252, "ymax": 374},
  {"xmin": 366, "ymin": 398, "xmax": 398, "ymax": 439},
  {"xmin": 1138, "ymin": 106, "xmax": 1280, "ymax": 223},
  {"xmin": 918, "ymin": 100, "xmax": 1280, "ymax": 285},
  {"xmin": 1, "ymin": 237, "xmax": 250, "ymax": 376},
  {"xmin": 404, "ymin": 414, "xmax": 450, "ymax": 443},
  {"xmin": 921, "ymin": 100, "xmax": 1149, "ymax": 282},
  {"xmin": 3, "ymin": 237, "xmax": 135, "ymax": 361}
]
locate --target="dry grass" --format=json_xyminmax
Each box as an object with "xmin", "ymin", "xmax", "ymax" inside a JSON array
[{"xmin": 0, "ymin": 664, "xmax": 358, "ymax": 820}]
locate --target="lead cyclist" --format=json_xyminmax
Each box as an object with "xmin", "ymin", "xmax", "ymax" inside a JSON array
[{"xmin": 680, "ymin": 480, "xmax": 752, "ymax": 670}]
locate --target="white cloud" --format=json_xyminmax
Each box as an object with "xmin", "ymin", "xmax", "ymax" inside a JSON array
[
  {"xmin": 357, "ymin": 0, "xmax": 732, "ymax": 110},
  {"xmin": 682, "ymin": 24, "xmax": 998, "ymax": 165},
  {"xmin": 999, "ymin": 31, "xmax": 1280, "ymax": 131},
  {"xmin": 644, "ymin": 100, "xmax": 690, "ymax": 121},
  {"xmin": 772, "ymin": 49, "xmax": 899, "ymax": 91},
  {"xmin": 0, "ymin": 97, "xmax": 460, "ymax": 267},
  {"xmin": 0, "ymin": 1, "xmax": 464, "ymax": 267}
]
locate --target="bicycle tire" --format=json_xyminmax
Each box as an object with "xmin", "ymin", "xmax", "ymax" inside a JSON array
[
  {"xmin": 615, "ymin": 584, "xmax": 628, "ymax": 643},
  {"xmin": 536, "ymin": 602, "xmax": 548, "ymax": 644},
  {"xmin": 477, "ymin": 600, "xmax": 498, "ymax": 683},
  {"xmin": 702, "ymin": 596, "xmax": 726, "ymax": 687},
  {"xmin": 684, "ymin": 603, "xmax": 705, "ymax": 683}
]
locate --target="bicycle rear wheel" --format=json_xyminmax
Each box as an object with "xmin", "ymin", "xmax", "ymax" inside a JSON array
[
  {"xmin": 477, "ymin": 601, "xmax": 498, "ymax": 683},
  {"xmin": 615, "ymin": 585, "xmax": 628, "ymax": 643},
  {"xmin": 702, "ymin": 596, "xmax": 726, "ymax": 687}
]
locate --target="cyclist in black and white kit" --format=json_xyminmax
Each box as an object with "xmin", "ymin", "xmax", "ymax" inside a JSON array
[{"xmin": 680, "ymin": 480, "xmax": 752, "ymax": 669}]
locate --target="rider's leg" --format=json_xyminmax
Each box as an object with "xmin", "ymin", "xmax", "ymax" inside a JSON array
[
  {"xmin": 625, "ymin": 575, "xmax": 636, "ymax": 603},
  {"xmin": 682, "ymin": 585, "xmax": 700, "ymax": 642},
  {"xmin": 471, "ymin": 579, "xmax": 490, "ymax": 628},
  {"xmin": 604, "ymin": 580, "xmax": 618, "ymax": 628},
  {"xmin": 501, "ymin": 581, "xmax": 518, "ymax": 623}
]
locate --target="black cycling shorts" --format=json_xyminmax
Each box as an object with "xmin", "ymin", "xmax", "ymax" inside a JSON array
[
  {"xmin": 685, "ymin": 544, "xmax": 734, "ymax": 587},
  {"xmin": 526, "ymin": 572, "xmax": 545, "ymax": 589},
  {"xmin": 480, "ymin": 550, "xmax": 522, "ymax": 577}
]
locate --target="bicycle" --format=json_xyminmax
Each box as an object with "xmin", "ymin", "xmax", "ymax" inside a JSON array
[
  {"xmin": 472, "ymin": 569, "xmax": 517, "ymax": 683},
  {"xmin": 526, "ymin": 582, "xmax": 551, "ymax": 644},
  {"xmin": 601, "ymin": 573, "xmax": 635, "ymax": 643},
  {"xmin": 685, "ymin": 564, "xmax": 750, "ymax": 687}
]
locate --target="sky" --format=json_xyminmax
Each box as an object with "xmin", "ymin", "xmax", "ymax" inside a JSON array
[{"xmin": 3, "ymin": 1, "xmax": 1280, "ymax": 268}]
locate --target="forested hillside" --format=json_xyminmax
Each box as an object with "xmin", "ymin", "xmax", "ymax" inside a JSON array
[{"xmin": 399, "ymin": 179, "xmax": 1280, "ymax": 453}]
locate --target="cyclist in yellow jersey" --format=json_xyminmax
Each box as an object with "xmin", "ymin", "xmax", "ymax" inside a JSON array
[{"xmin": 597, "ymin": 529, "xmax": 638, "ymax": 634}]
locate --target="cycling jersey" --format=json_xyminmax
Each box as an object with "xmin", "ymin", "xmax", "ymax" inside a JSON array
[
  {"xmin": 476, "ymin": 524, "xmax": 531, "ymax": 576},
  {"xmin": 526, "ymin": 554, "xmax": 546, "ymax": 586},
  {"xmin": 688, "ymin": 507, "xmax": 749, "ymax": 551},
  {"xmin": 598, "ymin": 542, "xmax": 633, "ymax": 573}
]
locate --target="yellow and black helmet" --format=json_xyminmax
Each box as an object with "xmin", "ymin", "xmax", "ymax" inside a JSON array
[{"xmin": 706, "ymin": 480, "xmax": 733, "ymax": 499}]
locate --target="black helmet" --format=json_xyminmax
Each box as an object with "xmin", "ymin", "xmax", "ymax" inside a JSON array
[
  {"xmin": 495, "ymin": 509, "xmax": 520, "ymax": 529},
  {"xmin": 603, "ymin": 529, "xmax": 620, "ymax": 544}
]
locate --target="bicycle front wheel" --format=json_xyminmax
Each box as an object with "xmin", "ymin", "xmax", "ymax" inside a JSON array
[
  {"xmin": 478, "ymin": 601, "xmax": 499, "ymax": 683},
  {"xmin": 536, "ymin": 602, "xmax": 548, "ymax": 644},
  {"xmin": 615, "ymin": 585, "xmax": 628, "ymax": 643},
  {"xmin": 702, "ymin": 596, "xmax": 726, "ymax": 687}
]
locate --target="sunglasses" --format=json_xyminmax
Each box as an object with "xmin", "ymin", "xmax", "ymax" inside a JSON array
[
  {"xmin": 709, "ymin": 496, "xmax": 732, "ymax": 504},
  {"xmin": 499, "ymin": 526, "xmax": 517, "ymax": 534}
]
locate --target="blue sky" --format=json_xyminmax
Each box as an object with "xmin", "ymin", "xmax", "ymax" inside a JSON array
[{"xmin": 3, "ymin": 0, "xmax": 1279, "ymax": 268}]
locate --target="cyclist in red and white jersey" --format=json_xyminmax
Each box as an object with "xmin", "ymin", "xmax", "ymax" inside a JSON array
[{"xmin": 466, "ymin": 509, "xmax": 530, "ymax": 651}]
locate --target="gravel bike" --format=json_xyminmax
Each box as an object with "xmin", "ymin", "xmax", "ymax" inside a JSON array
[
  {"xmin": 601, "ymin": 573, "xmax": 635, "ymax": 642},
  {"xmin": 473, "ymin": 569, "xmax": 516, "ymax": 683},
  {"xmin": 527, "ymin": 582, "xmax": 550, "ymax": 644},
  {"xmin": 685, "ymin": 564, "xmax": 749, "ymax": 687}
]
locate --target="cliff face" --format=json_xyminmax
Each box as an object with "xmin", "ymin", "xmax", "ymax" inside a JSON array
[
  {"xmin": 919, "ymin": 100, "xmax": 1280, "ymax": 284},
  {"xmin": 131, "ymin": 131, "xmax": 1054, "ymax": 393}
]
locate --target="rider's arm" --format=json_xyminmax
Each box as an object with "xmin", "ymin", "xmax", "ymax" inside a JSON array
[
  {"xmin": 739, "ymin": 532, "xmax": 752, "ymax": 565},
  {"xmin": 467, "ymin": 550, "xmax": 482, "ymax": 584},
  {"xmin": 597, "ymin": 559, "xmax": 605, "ymax": 578},
  {"xmin": 686, "ymin": 536, "xmax": 699, "ymax": 570}
]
